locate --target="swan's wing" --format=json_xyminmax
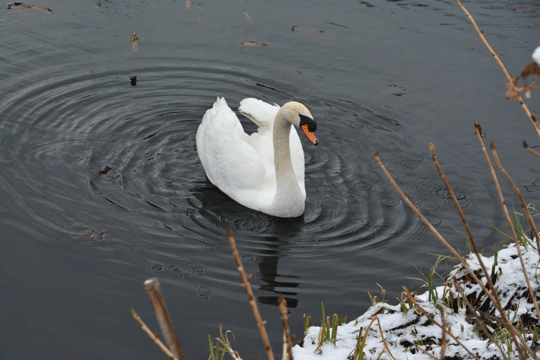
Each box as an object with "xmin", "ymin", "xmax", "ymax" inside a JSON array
[
  {"xmin": 196, "ymin": 98, "xmax": 273, "ymax": 206},
  {"xmin": 238, "ymin": 98, "xmax": 280, "ymax": 128}
]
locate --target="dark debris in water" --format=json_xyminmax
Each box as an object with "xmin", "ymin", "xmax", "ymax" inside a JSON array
[
  {"xmin": 99, "ymin": 166, "xmax": 121, "ymax": 178},
  {"xmin": 7, "ymin": 2, "xmax": 52, "ymax": 13},
  {"xmin": 291, "ymin": 25, "xmax": 323, "ymax": 38},
  {"xmin": 71, "ymin": 226, "xmax": 111, "ymax": 242},
  {"xmin": 383, "ymin": 84, "xmax": 407, "ymax": 96},
  {"xmin": 129, "ymin": 76, "xmax": 137, "ymax": 86}
]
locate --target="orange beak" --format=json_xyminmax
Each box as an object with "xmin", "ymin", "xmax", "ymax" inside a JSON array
[{"xmin": 301, "ymin": 124, "xmax": 318, "ymax": 146}]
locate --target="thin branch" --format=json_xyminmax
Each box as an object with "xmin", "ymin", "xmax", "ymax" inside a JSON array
[
  {"xmin": 144, "ymin": 278, "xmax": 186, "ymax": 360},
  {"xmin": 456, "ymin": 0, "xmax": 540, "ymax": 139},
  {"xmin": 375, "ymin": 149, "xmax": 502, "ymax": 310},
  {"xmin": 493, "ymin": 143, "xmax": 540, "ymax": 255},
  {"xmin": 430, "ymin": 142, "xmax": 501, "ymax": 310},
  {"xmin": 376, "ymin": 147, "xmax": 531, "ymax": 360},
  {"xmin": 452, "ymin": 280, "xmax": 508, "ymax": 360},
  {"xmin": 474, "ymin": 126, "xmax": 534, "ymax": 360},
  {"xmin": 131, "ymin": 308, "xmax": 178, "ymax": 360},
  {"xmin": 402, "ymin": 287, "xmax": 481, "ymax": 360},
  {"xmin": 279, "ymin": 296, "xmax": 293, "ymax": 360},
  {"xmin": 490, "ymin": 143, "xmax": 540, "ymax": 319},
  {"xmin": 439, "ymin": 307, "xmax": 447, "ymax": 360},
  {"xmin": 374, "ymin": 316, "xmax": 397, "ymax": 360},
  {"xmin": 414, "ymin": 342, "xmax": 439, "ymax": 360},
  {"xmin": 227, "ymin": 230, "xmax": 275, "ymax": 360}
]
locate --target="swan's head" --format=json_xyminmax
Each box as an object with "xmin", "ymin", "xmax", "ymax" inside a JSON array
[{"xmin": 281, "ymin": 101, "xmax": 318, "ymax": 146}]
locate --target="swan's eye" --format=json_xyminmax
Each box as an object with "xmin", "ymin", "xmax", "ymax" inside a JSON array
[{"xmin": 299, "ymin": 114, "xmax": 317, "ymax": 132}]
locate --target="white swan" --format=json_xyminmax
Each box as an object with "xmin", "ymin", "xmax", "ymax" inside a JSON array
[{"xmin": 196, "ymin": 97, "xmax": 318, "ymax": 218}]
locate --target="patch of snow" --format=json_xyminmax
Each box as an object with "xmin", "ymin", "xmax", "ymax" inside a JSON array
[{"xmin": 293, "ymin": 241, "xmax": 540, "ymax": 360}]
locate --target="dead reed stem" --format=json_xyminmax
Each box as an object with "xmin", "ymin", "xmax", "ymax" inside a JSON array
[
  {"xmin": 227, "ymin": 230, "xmax": 275, "ymax": 360},
  {"xmin": 455, "ymin": 0, "xmax": 540, "ymax": 138},
  {"xmin": 375, "ymin": 149, "xmax": 499, "ymax": 306},
  {"xmin": 144, "ymin": 278, "xmax": 186, "ymax": 360},
  {"xmin": 439, "ymin": 308, "xmax": 446, "ymax": 360},
  {"xmin": 430, "ymin": 142, "xmax": 501, "ymax": 308},
  {"xmin": 430, "ymin": 143, "xmax": 476, "ymax": 251},
  {"xmin": 402, "ymin": 287, "xmax": 481, "ymax": 360},
  {"xmin": 279, "ymin": 296, "xmax": 293, "ymax": 360},
  {"xmin": 374, "ymin": 316, "xmax": 396, "ymax": 360},
  {"xmin": 131, "ymin": 308, "xmax": 179, "ymax": 360},
  {"xmin": 473, "ymin": 126, "xmax": 534, "ymax": 360},
  {"xmin": 376, "ymin": 148, "xmax": 531, "ymax": 360},
  {"xmin": 490, "ymin": 143, "xmax": 540, "ymax": 319},
  {"xmin": 452, "ymin": 280, "xmax": 508, "ymax": 360},
  {"xmin": 492, "ymin": 144, "xmax": 540, "ymax": 255}
]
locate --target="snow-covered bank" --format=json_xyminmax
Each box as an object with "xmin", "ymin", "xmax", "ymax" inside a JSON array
[{"xmin": 293, "ymin": 241, "xmax": 540, "ymax": 360}]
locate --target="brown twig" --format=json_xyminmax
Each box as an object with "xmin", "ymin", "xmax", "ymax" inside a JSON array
[
  {"xmin": 375, "ymin": 149, "xmax": 500, "ymax": 307},
  {"xmin": 227, "ymin": 230, "xmax": 275, "ymax": 360},
  {"xmin": 373, "ymin": 316, "xmax": 396, "ymax": 360},
  {"xmin": 439, "ymin": 308, "xmax": 447, "ymax": 360},
  {"xmin": 144, "ymin": 278, "xmax": 186, "ymax": 360},
  {"xmin": 430, "ymin": 142, "xmax": 501, "ymax": 306},
  {"xmin": 474, "ymin": 126, "xmax": 534, "ymax": 360},
  {"xmin": 523, "ymin": 141, "xmax": 540, "ymax": 158},
  {"xmin": 493, "ymin": 143, "xmax": 540, "ymax": 255},
  {"xmin": 375, "ymin": 148, "xmax": 531, "ymax": 360},
  {"xmin": 452, "ymin": 280, "xmax": 508, "ymax": 360},
  {"xmin": 455, "ymin": 0, "xmax": 540, "ymax": 139},
  {"xmin": 279, "ymin": 296, "xmax": 293, "ymax": 360},
  {"xmin": 402, "ymin": 287, "xmax": 482, "ymax": 360},
  {"xmin": 490, "ymin": 143, "xmax": 540, "ymax": 319},
  {"xmin": 131, "ymin": 308, "xmax": 178, "ymax": 360}
]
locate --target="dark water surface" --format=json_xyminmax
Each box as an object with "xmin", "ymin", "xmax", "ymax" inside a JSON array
[{"xmin": 1, "ymin": 1, "xmax": 539, "ymax": 358}]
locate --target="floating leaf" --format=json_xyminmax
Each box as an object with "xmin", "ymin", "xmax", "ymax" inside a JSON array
[
  {"xmin": 382, "ymin": 85, "xmax": 407, "ymax": 96},
  {"xmin": 8, "ymin": 2, "xmax": 51, "ymax": 12},
  {"xmin": 241, "ymin": 41, "xmax": 266, "ymax": 47},
  {"xmin": 99, "ymin": 166, "xmax": 121, "ymax": 178}
]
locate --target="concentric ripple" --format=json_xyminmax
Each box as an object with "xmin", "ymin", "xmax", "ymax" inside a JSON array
[{"xmin": 0, "ymin": 59, "xmax": 470, "ymax": 304}]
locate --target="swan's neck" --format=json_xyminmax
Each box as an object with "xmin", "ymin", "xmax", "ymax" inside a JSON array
[{"xmin": 272, "ymin": 112, "xmax": 305, "ymax": 216}]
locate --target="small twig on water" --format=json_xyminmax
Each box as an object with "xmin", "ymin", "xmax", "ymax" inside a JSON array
[
  {"xmin": 144, "ymin": 278, "xmax": 186, "ymax": 360},
  {"xmin": 227, "ymin": 230, "xmax": 274, "ymax": 360},
  {"xmin": 131, "ymin": 308, "xmax": 178, "ymax": 360}
]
